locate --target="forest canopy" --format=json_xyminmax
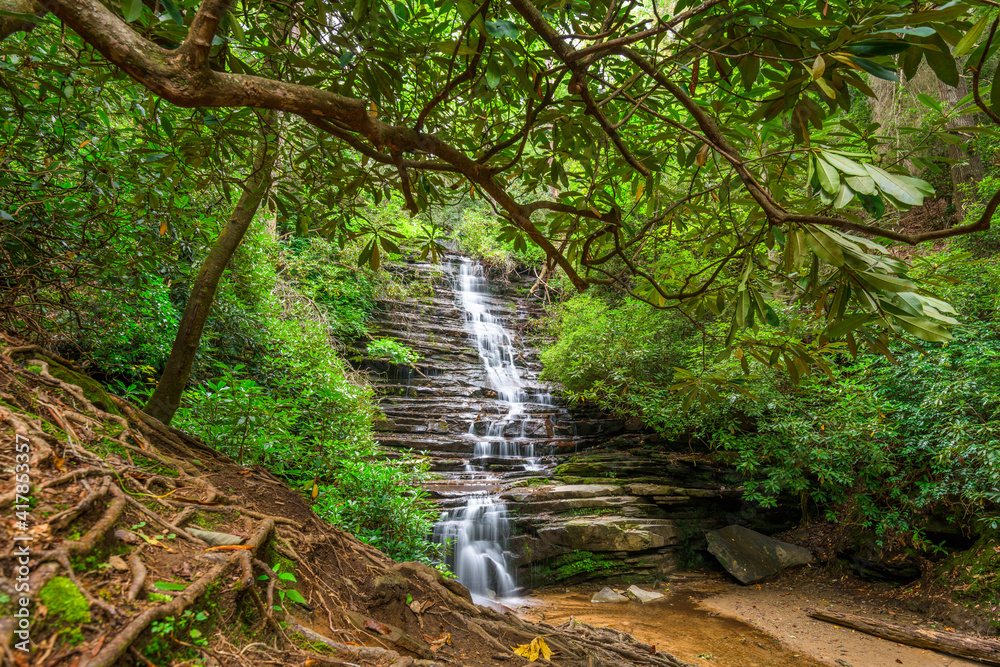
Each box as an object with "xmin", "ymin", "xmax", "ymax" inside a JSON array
[{"xmin": 4, "ymin": 0, "xmax": 1000, "ymax": 406}]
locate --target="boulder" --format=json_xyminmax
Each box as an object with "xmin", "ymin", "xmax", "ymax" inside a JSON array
[
  {"xmin": 706, "ymin": 525, "xmax": 813, "ymax": 585},
  {"xmin": 625, "ymin": 585, "xmax": 664, "ymax": 604},
  {"xmin": 591, "ymin": 587, "xmax": 628, "ymax": 603}
]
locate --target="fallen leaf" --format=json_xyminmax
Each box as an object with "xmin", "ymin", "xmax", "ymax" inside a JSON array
[
  {"xmin": 511, "ymin": 637, "xmax": 552, "ymax": 662},
  {"xmin": 202, "ymin": 544, "xmax": 252, "ymax": 552},
  {"xmin": 364, "ymin": 619, "xmax": 392, "ymax": 635},
  {"xmin": 422, "ymin": 631, "xmax": 452, "ymax": 651}
]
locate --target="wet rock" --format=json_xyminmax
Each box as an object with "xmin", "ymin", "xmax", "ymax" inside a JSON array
[
  {"xmin": 626, "ymin": 483, "xmax": 678, "ymax": 496},
  {"xmin": 625, "ymin": 584, "xmax": 664, "ymax": 603},
  {"xmin": 538, "ymin": 516, "xmax": 678, "ymax": 552},
  {"xmin": 429, "ymin": 420, "xmax": 449, "ymax": 434},
  {"xmin": 537, "ymin": 484, "xmax": 624, "ymax": 499},
  {"xmin": 591, "ymin": 587, "xmax": 628, "ymax": 603},
  {"xmin": 706, "ymin": 525, "xmax": 813, "ymax": 584}
]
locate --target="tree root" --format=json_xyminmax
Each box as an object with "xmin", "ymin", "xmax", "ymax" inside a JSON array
[
  {"xmin": 120, "ymin": 493, "xmax": 207, "ymax": 546},
  {"xmin": 170, "ymin": 503, "xmax": 303, "ymax": 527},
  {"xmin": 50, "ymin": 475, "xmax": 111, "ymax": 531},
  {"xmin": 127, "ymin": 551, "xmax": 148, "ymax": 603},
  {"xmin": 79, "ymin": 519, "xmax": 274, "ymax": 667}
]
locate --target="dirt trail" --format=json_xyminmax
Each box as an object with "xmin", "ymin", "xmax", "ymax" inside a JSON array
[{"xmin": 518, "ymin": 575, "xmax": 981, "ymax": 667}]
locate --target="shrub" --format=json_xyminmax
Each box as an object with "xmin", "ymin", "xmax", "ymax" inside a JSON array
[{"xmin": 367, "ymin": 338, "xmax": 420, "ymax": 364}]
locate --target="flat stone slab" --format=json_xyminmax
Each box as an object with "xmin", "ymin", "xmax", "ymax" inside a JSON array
[
  {"xmin": 706, "ymin": 525, "xmax": 813, "ymax": 585},
  {"xmin": 539, "ymin": 484, "xmax": 624, "ymax": 499},
  {"xmin": 625, "ymin": 585, "xmax": 664, "ymax": 604},
  {"xmin": 537, "ymin": 516, "xmax": 678, "ymax": 552},
  {"xmin": 591, "ymin": 587, "xmax": 628, "ymax": 603}
]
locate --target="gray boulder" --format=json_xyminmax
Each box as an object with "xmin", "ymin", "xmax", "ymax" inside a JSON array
[
  {"xmin": 591, "ymin": 587, "xmax": 628, "ymax": 603},
  {"xmin": 625, "ymin": 585, "xmax": 664, "ymax": 604},
  {"xmin": 706, "ymin": 525, "xmax": 813, "ymax": 585}
]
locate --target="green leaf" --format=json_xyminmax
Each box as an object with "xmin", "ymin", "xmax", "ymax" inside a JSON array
[
  {"xmin": 485, "ymin": 19, "xmax": 519, "ymax": 40},
  {"xmin": 123, "ymin": 0, "xmax": 143, "ymax": 23},
  {"xmin": 817, "ymin": 151, "xmax": 868, "ymax": 177},
  {"xmin": 486, "ymin": 57, "xmax": 501, "ymax": 89},
  {"xmin": 285, "ymin": 589, "xmax": 307, "ymax": 604},
  {"xmin": 833, "ymin": 182, "xmax": 854, "ymax": 208},
  {"xmin": 813, "ymin": 154, "xmax": 840, "ymax": 194},
  {"xmin": 846, "ymin": 56, "xmax": 899, "ymax": 82},
  {"xmin": 855, "ymin": 270, "xmax": 914, "ymax": 293},
  {"xmin": 803, "ymin": 226, "xmax": 845, "ymax": 266},
  {"xmin": 893, "ymin": 315, "xmax": 953, "ymax": 342},
  {"xmin": 863, "ymin": 164, "xmax": 924, "ymax": 207},
  {"xmin": 160, "ymin": 0, "xmax": 184, "ymax": 25},
  {"xmin": 827, "ymin": 313, "xmax": 871, "ymax": 339},
  {"xmin": 154, "ymin": 581, "xmax": 187, "ymax": 591},
  {"xmin": 433, "ymin": 40, "xmax": 478, "ymax": 56},
  {"xmin": 916, "ymin": 93, "xmax": 942, "ymax": 112},
  {"xmin": 955, "ymin": 14, "xmax": 990, "ymax": 57},
  {"xmin": 923, "ymin": 35, "xmax": 959, "ymax": 87},
  {"xmin": 278, "ymin": 572, "xmax": 297, "ymax": 582},
  {"xmin": 845, "ymin": 175, "xmax": 876, "ymax": 195},
  {"xmin": 843, "ymin": 40, "xmax": 910, "ymax": 57},
  {"xmin": 875, "ymin": 26, "xmax": 936, "ymax": 38}
]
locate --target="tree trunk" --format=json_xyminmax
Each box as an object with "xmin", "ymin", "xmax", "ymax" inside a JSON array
[
  {"xmin": 938, "ymin": 74, "xmax": 985, "ymax": 220},
  {"xmin": 808, "ymin": 608, "xmax": 1000, "ymax": 665},
  {"xmin": 0, "ymin": 0, "xmax": 46, "ymax": 41},
  {"xmin": 144, "ymin": 111, "xmax": 279, "ymax": 424}
]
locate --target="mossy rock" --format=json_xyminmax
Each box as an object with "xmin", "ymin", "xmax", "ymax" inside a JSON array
[
  {"xmin": 941, "ymin": 530, "xmax": 1000, "ymax": 607},
  {"xmin": 532, "ymin": 550, "xmax": 626, "ymax": 584},
  {"xmin": 35, "ymin": 355, "xmax": 123, "ymax": 417}
]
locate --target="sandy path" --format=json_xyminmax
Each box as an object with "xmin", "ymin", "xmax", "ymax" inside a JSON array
[
  {"xmin": 517, "ymin": 575, "xmax": 982, "ymax": 667},
  {"xmin": 700, "ymin": 577, "xmax": 980, "ymax": 667}
]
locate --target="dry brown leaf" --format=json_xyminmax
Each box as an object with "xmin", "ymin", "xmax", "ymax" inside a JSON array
[{"xmin": 364, "ymin": 619, "xmax": 392, "ymax": 635}]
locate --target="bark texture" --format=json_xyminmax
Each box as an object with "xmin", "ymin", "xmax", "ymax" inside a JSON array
[{"xmin": 144, "ymin": 111, "xmax": 278, "ymax": 424}]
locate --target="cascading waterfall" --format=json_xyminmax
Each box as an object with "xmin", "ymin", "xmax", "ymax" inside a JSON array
[{"xmin": 432, "ymin": 258, "xmax": 556, "ymax": 601}]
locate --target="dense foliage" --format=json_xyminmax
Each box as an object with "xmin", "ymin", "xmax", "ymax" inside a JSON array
[{"xmin": 543, "ymin": 238, "xmax": 1000, "ymax": 549}]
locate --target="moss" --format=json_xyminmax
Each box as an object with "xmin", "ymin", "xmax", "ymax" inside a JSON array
[
  {"xmin": 35, "ymin": 355, "xmax": 123, "ymax": 417},
  {"xmin": 940, "ymin": 530, "xmax": 1000, "ymax": 629},
  {"xmin": 533, "ymin": 550, "xmax": 625, "ymax": 583},
  {"xmin": 39, "ymin": 577, "xmax": 91, "ymax": 643}
]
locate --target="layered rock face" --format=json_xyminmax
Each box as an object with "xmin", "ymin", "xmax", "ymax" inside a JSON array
[{"xmin": 358, "ymin": 258, "xmax": 796, "ymax": 587}]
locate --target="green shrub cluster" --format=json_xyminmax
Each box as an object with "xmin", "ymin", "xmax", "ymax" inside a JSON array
[{"xmin": 542, "ymin": 274, "xmax": 1000, "ymax": 549}]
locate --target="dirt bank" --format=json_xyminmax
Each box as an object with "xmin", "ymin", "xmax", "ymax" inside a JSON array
[{"xmin": 518, "ymin": 573, "xmax": 981, "ymax": 667}]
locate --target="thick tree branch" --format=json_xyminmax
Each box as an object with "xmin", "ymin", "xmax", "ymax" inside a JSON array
[
  {"xmin": 184, "ymin": 0, "xmax": 231, "ymax": 69},
  {"xmin": 0, "ymin": 0, "xmax": 46, "ymax": 41}
]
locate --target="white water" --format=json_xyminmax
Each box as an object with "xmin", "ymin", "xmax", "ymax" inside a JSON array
[{"xmin": 432, "ymin": 259, "xmax": 558, "ymax": 600}]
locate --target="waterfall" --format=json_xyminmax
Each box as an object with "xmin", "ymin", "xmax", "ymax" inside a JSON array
[{"xmin": 432, "ymin": 258, "xmax": 553, "ymax": 600}]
